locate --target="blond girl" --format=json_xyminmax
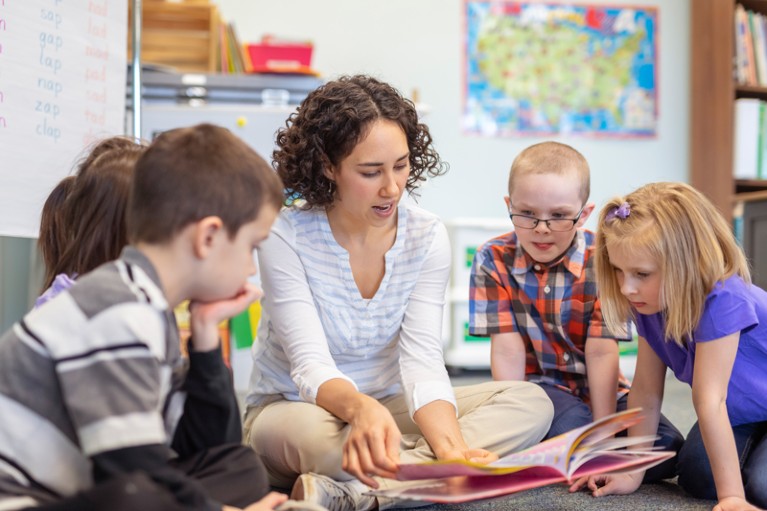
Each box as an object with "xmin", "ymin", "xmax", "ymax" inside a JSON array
[{"xmin": 572, "ymin": 182, "xmax": 767, "ymax": 511}]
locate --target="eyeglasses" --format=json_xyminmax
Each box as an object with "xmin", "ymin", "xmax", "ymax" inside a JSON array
[{"xmin": 509, "ymin": 205, "xmax": 584, "ymax": 232}]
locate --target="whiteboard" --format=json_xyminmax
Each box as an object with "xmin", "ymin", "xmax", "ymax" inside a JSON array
[{"xmin": 0, "ymin": 0, "xmax": 128, "ymax": 238}]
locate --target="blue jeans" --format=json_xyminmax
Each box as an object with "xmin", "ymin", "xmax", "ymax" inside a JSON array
[
  {"xmin": 677, "ymin": 420, "xmax": 767, "ymax": 506},
  {"xmin": 537, "ymin": 383, "xmax": 685, "ymax": 482}
]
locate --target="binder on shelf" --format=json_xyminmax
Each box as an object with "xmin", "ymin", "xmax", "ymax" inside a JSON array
[{"xmin": 733, "ymin": 98, "xmax": 762, "ymax": 179}]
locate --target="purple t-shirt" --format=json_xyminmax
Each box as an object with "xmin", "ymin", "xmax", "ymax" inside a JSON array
[
  {"xmin": 635, "ymin": 275, "xmax": 767, "ymax": 426},
  {"xmin": 34, "ymin": 273, "xmax": 76, "ymax": 309}
]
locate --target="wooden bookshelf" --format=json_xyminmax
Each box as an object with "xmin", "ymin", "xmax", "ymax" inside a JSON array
[
  {"xmin": 128, "ymin": 0, "xmax": 221, "ymax": 73},
  {"xmin": 691, "ymin": 0, "xmax": 767, "ymax": 222}
]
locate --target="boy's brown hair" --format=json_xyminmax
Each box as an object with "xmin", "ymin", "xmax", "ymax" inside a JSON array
[
  {"xmin": 128, "ymin": 123, "xmax": 284, "ymax": 243},
  {"xmin": 508, "ymin": 141, "xmax": 590, "ymax": 203}
]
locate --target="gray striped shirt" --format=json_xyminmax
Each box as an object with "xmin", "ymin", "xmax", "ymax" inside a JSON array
[{"xmin": 0, "ymin": 247, "xmax": 185, "ymax": 507}]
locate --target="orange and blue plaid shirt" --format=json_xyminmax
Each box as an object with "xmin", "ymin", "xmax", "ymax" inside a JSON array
[{"xmin": 469, "ymin": 229, "xmax": 631, "ymax": 400}]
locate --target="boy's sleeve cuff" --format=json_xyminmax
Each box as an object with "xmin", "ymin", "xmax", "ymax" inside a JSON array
[{"xmin": 186, "ymin": 341, "xmax": 226, "ymax": 375}]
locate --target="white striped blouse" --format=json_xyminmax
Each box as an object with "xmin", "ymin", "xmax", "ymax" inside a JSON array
[{"xmin": 245, "ymin": 202, "xmax": 456, "ymax": 418}]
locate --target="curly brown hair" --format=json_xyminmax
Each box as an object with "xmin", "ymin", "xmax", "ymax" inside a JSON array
[{"xmin": 273, "ymin": 75, "xmax": 448, "ymax": 208}]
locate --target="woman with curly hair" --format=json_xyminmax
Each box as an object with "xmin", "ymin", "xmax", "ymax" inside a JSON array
[{"xmin": 243, "ymin": 75, "xmax": 553, "ymax": 511}]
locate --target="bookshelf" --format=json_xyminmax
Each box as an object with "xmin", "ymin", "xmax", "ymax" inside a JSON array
[{"xmin": 690, "ymin": 0, "xmax": 767, "ymax": 222}]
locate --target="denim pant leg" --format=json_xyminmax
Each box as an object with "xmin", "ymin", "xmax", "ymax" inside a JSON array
[
  {"xmin": 616, "ymin": 394, "xmax": 684, "ymax": 482},
  {"xmin": 536, "ymin": 383, "xmax": 593, "ymax": 440},
  {"xmin": 741, "ymin": 422, "xmax": 767, "ymax": 507},
  {"xmin": 678, "ymin": 420, "xmax": 767, "ymax": 501}
]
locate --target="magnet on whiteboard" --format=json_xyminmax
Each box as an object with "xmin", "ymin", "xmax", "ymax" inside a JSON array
[{"xmin": 236, "ymin": 116, "xmax": 247, "ymax": 128}]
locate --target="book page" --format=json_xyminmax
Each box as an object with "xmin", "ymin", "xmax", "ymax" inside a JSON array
[
  {"xmin": 395, "ymin": 433, "xmax": 572, "ymax": 480},
  {"xmin": 396, "ymin": 408, "xmax": 646, "ymax": 481},
  {"xmin": 371, "ymin": 450, "xmax": 674, "ymax": 504}
]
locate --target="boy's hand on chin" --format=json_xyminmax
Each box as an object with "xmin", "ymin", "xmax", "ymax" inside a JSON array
[{"xmin": 188, "ymin": 283, "xmax": 263, "ymax": 351}]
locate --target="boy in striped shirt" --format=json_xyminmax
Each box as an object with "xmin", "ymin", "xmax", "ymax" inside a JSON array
[{"xmin": 0, "ymin": 124, "xmax": 286, "ymax": 511}]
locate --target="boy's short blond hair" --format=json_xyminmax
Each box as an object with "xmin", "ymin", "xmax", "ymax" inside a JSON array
[{"xmin": 508, "ymin": 141, "xmax": 590, "ymax": 203}]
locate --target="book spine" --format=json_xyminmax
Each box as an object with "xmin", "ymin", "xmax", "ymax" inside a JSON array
[
  {"xmin": 753, "ymin": 13, "xmax": 767, "ymax": 85},
  {"xmin": 759, "ymin": 101, "xmax": 765, "ymax": 179},
  {"xmin": 735, "ymin": 5, "xmax": 750, "ymax": 84},
  {"xmin": 733, "ymin": 201, "xmax": 745, "ymax": 246},
  {"xmin": 746, "ymin": 9, "xmax": 758, "ymax": 85}
]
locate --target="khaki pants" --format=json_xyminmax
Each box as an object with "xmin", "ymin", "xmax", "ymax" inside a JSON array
[{"xmin": 243, "ymin": 380, "xmax": 553, "ymax": 489}]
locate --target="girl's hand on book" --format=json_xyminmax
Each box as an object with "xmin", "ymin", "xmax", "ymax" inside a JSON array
[
  {"xmin": 568, "ymin": 472, "xmax": 642, "ymax": 496},
  {"xmin": 713, "ymin": 496, "xmax": 764, "ymax": 511}
]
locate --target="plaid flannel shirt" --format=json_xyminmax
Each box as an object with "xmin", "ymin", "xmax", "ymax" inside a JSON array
[{"xmin": 469, "ymin": 229, "xmax": 631, "ymax": 400}]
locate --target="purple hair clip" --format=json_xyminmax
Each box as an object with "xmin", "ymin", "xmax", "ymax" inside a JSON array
[{"xmin": 606, "ymin": 202, "xmax": 631, "ymax": 221}]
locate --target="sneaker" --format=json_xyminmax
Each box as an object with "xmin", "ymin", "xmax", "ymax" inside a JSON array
[
  {"xmin": 275, "ymin": 498, "xmax": 330, "ymax": 511},
  {"xmin": 290, "ymin": 473, "xmax": 376, "ymax": 511}
]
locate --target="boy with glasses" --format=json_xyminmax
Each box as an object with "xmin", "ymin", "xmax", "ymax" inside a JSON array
[{"xmin": 468, "ymin": 142, "xmax": 683, "ymax": 482}]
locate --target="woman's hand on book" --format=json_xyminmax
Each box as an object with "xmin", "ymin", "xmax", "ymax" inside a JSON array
[
  {"xmin": 568, "ymin": 472, "xmax": 642, "ymax": 496},
  {"xmin": 343, "ymin": 396, "xmax": 401, "ymax": 487},
  {"xmin": 466, "ymin": 448, "xmax": 498, "ymax": 464}
]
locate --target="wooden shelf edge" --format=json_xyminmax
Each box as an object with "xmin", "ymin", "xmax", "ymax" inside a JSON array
[
  {"xmin": 734, "ymin": 189, "xmax": 767, "ymax": 202},
  {"xmin": 736, "ymin": 84, "xmax": 767, "ymax": 99},
  {"xmin": 736, "ymin": 178, "xmax": 767, "ymax": 186},
  {"xmin": 739, "ymin": 0, "xmax": 767, "ymax": 14}
]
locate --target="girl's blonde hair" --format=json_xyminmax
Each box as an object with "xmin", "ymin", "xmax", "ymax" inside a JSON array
[{"xmin": 595, "ymin": 182, "xmax": 750, "ymax": 345}]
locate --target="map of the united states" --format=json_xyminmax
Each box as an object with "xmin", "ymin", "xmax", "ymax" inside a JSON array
[{"xmin": 464, "ymin": 3, "xmax": 657, "ymax": 137}]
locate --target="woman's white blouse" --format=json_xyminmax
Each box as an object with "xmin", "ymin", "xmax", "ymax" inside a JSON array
[{"xmin": 245, "ymin": 202, "xmax": 456, "ymax": 418}]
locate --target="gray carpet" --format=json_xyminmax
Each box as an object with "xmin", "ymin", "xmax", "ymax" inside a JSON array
[{"xmin": 415, "ymin": 479, "xmax": 714, "ymax": 510}]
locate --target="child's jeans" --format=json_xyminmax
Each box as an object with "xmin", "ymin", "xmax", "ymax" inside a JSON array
[
  {"xmin": 536, "ymin": 383, "xmax": 685, "ymax": 482},
  {"xmin": 678, "ymin": 420, "xmax": 767, "ymax": 506}
]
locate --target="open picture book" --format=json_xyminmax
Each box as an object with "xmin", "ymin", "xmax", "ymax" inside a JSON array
[{"xmin": 367, "ymin": 408, "xmax": 675, "ymax": 504}]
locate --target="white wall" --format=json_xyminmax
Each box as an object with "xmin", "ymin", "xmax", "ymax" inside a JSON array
[{"xmin": 218, "ymin": 0, "xmax": 690, "ymax": 227}]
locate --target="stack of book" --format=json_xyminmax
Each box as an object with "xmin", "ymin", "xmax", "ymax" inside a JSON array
[
  {"xmin": 734, "ymin": 4, "xmax": 767, "ymax": 86},
  {"xmin": 218, "ymin": 22, "xmax": 250, "ymax": 74}
]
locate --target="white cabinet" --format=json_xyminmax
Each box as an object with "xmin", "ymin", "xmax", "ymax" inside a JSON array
[{"xmin": 443, "ymin": 218, "xmax": 509, "ymax": 370}]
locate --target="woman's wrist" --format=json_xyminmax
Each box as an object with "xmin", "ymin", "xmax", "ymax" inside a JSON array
[{"xmin": 430, "ymin": 434, "xmax": 470, "ymax": 460}]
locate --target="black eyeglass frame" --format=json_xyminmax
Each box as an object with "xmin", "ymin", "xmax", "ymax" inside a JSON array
[{"xmin": 508, "ymin": 204, "xmax": 585, "ymax": 232}]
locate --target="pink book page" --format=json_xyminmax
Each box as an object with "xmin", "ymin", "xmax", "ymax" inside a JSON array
[
  {"xmin": 396, "ymin": 408, "xmax": 646, "ymax": 481},
  {"xmin": 396, "ymin": 435, "xmax": 573, "ymax": 480},
  {"xmin": 371, "ymin": 450, "xmax": 674, "ymax": 504}
]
